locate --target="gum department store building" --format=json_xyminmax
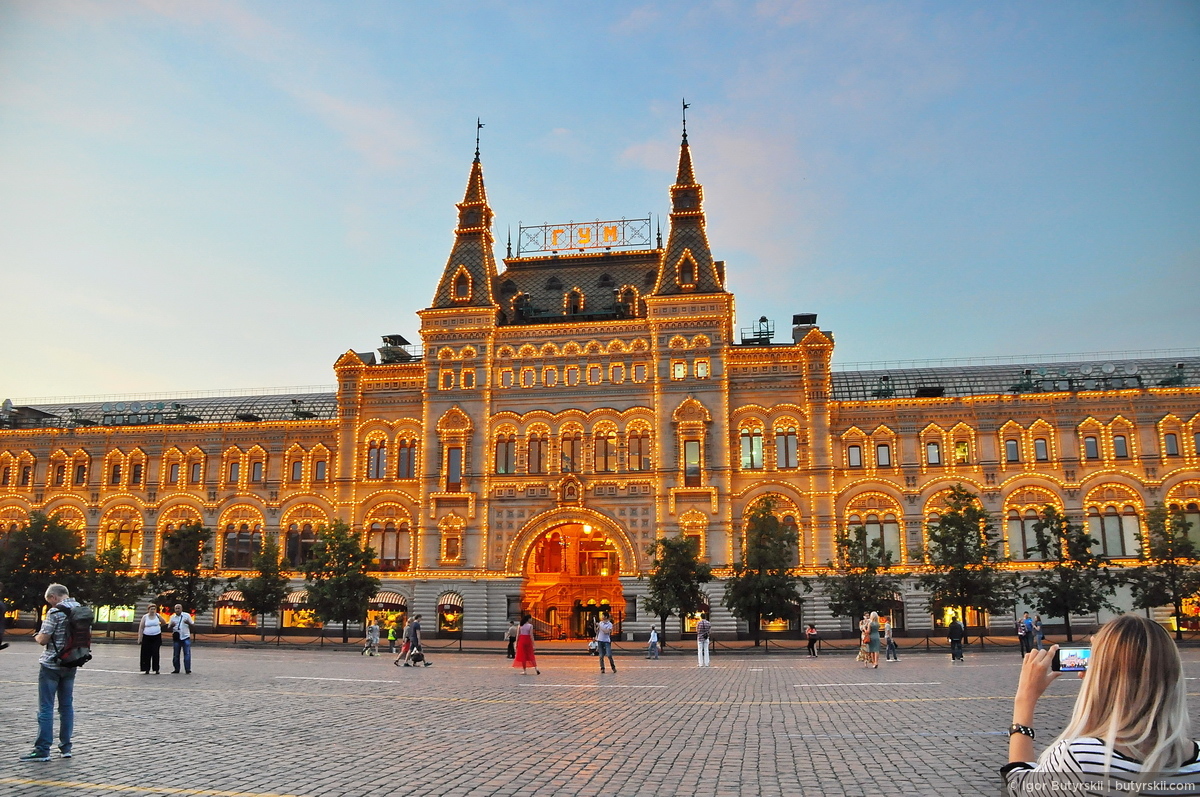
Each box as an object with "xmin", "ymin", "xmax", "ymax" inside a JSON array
[{"xmin": 2, "ymin": 133, "xmax": 1199, "ymax": 639}]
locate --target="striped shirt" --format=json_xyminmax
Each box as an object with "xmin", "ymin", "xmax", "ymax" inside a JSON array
[
  {"xmin": 695, "ymin": 619, "xmax": 711, "ymax": 641},
  {"xmin": 1003, "ymin": 738, "xmax": 1200, "ymax": 796}
]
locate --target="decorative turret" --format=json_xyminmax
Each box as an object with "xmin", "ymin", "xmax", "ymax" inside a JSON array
[
  {"xmin": 429, "ymin": 144, "xmax": 499, "ymax": 309},
  {"xmin": 653, "ymin": 126, "xmax": 725, "ymax": 295}
]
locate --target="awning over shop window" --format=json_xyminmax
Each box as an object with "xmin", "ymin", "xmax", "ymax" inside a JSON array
[
  {"xmin": 369, "ymin": 591, "xmax": 407, "ymax": 609},
  {"xmin": 215, "ymin": 590, "xmax": 245, "ymax": 607},
  {"xmin": 436, "ymin": 592, "xmax": 464, "ymax": 609},
  {"xmin": 281, "ymin": 589, "xmax": 309, "ymax": 609}
]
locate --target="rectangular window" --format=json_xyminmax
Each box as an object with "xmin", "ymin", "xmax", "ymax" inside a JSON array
[
  {"xmin": 1165, "ymin": 433, "xmax": 1179, "ymax": 457},
  {"xmin": 110, "ymin": 463, "xmax": 122, "ymax": 485},
  {"xmin": 131, "ymin": 463, "xmax": 143, "ymax": 485},
  {"xmin": 610, "ymin": 364, "xmax": 625, "ymax": 383},
  {"xmin": 740, "ymin": 430, "xmax": 763, "ymax": 469},
  {"xmin": 633, "ymin": 363, "xmax": 648, "ymax": 382},
  {"xmin": 1005, "ymin": 439, "xmax": 1020, "ymax": 463},
  {"xmin": 54, "ymin": 465, "xmax": 65, "ymax": 486},
  {"xmin": 446, "ymin": 447, "xmax": 463, "ymax": 491},
  {"xmin": 684, "ymin": 440, "xmax": 701, "ymax": 487},
  {"xmin": 1034, "ymin": 438, "xmax": 1049, "ymax": 461},
  {"xmin": 251, "ymin": 461, "xmax": 263, "ymax": 482},
  {"xmin": 495, "ymin": 439, "xmax": 514, "ymax": 474},
  {"xmin": 955, "ymin": 441, "xmax": 970, "ymax": 464},
  {"xmin": 775, "ymin": 429, "xmax": 798, "ymax": 469},
  {"xmin": 672, "ymin": 361, "xmax": 687, "ymax": 380},
  {"xmin": 291, "ymin": 461, "xmax": 303, "ymax": 481},
  {"xmin": 528, "ymin": 437, "xmax": 546, "ymax": 474},
  {"xmin": 1195, "ymin": 432, "xmax": 1200, "ymax": 456},
  {"xmin": 190, "ymin": 462, "xmax": 202, "ymax": 483},
  {"xmin": 522, "ymin": 368, "xmax": 536, "ymax": 388},
  {"xmin": 847, "ymin": 445, "xmax": 862, "ymax": 468},
  {"xmin": 314, "ymin": 460, "xmax": 327, "ymax": 481},
  {"xmin": 628, "ymin": 433, "xmax": 647, "ymax": 472},
  {"xmin": 1, "ymin": 466, "xmax": 9, "ymax": 485},
  {"xmin": 228, "ymin": 462, "xmax": 240, "ymax": 483},
  {"xmin": 461, "ymin": 369, "xmax": 475, "ymax": 389},
  {"xmin": 1113, "ymin": 435, "xmax": 1129, "ymax": 459},
  {"xmin": 440, "ymin": 371, "xmax": 455, "ymax": 390},
  {"xmin": 20, "ymin": 466, "xmax": 31, "ymax": 486},
  {"xmin": 397, "ymin": 443, "xmax": 415, "ymax": 479},
  {"xmin": 587, "ymin": 365, "xmax": 602, "ymax": 384},
  {"xmin": 500, "ymin": 369, "xmax": 514, "ymax": 388},
  {"xmin": 561, "ymin": 436, "xmax": 579, "ymax": 473},
  {"xmin": 565, "ymin": 367, "xmax": 580, "ymax": 387},
  {"xmin": 169, "ymin": 463, "xmax": 180, "ymax": 484},
  {"xmin": 695, "ymin": 359, "xmax": 710, "ymax": 378},
  {"xmin": 876, "ymin": 443, "xmax": 891, "ymax": 467},
  {"xmin": 926, "ymin": 442, "xmax": 941, "ymax": 465},
  {"xmin": 1084, "ymin": 436, "xmax": 1100, "ymax": 460}
]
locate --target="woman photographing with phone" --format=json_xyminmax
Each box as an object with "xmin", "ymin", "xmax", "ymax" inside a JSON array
[{"xmin": 1003, "ymin": 614, "xmax": 1200, "ymax": 792}]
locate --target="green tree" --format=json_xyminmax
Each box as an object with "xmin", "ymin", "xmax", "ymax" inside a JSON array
[
  {"xmin": 818, "ymin": 525, "xmax": 906, "ymax": 626},
  {"xmin": 722, "ymin": 498, "xmax": 807, "ymax": 647},
  {"xmin": 229, "ymin": 536, "xmax": 290, "ymax": 640},
  {"xmin": 1021, "ymin": 505, "xmax": 1117, "ymax": 642},
  {"xmin": 0, "ymin": 511, "xmax": 94, "ymax": 615},
  {"xmin": 299, "ymin": 520, "xmax": 380, "ymax": 643},
  {"xmin": 148, "ymin": 521, "xmax": 219, "ymax": 617},
  {"xmin": 918, "ymin": 484, "xmax": 1016, "ymax": 641},
  {"xmin": 1127, "ymin": 503, "xmax": 1200, "ymax": 642},
  {"xmin": 641, "ymin": 535, "xmax": 713, "ymax": 648},
  {"xmin": 83, "ymin": 541, "xmax": 146, "ymax": 638}
]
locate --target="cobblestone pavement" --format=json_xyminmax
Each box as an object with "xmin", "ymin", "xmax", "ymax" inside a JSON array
[{"xmin": 2, "ymin": 641, "xmax": 1198, "ymax": 797}]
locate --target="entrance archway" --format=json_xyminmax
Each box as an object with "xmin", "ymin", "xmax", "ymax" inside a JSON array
[{"xmin": 521, "ymin": 522, "xmax": 624, "ymax": 640}]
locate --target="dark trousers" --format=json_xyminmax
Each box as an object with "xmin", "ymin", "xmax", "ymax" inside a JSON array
[
  {"xmin": 885, "ymin": 638, "xmax": 898, "ymax": 660},
  {"xmin": 806, "ymin": 639, "xmax": 818, "ymax": 656},
  {"xmin": 1018, "ymin": 635, "xmax": 1031, "ymax": 655},
  {"xmin": 139, "ymin": 634, "xmax": 162, "ymax": 673},
  {"xmin": 506, "ymin": 638, "xmax": 516, "ymax": 658},
  {"xmin": 950, "ymin": 639, "xmax": 963, "ymax": 660}
]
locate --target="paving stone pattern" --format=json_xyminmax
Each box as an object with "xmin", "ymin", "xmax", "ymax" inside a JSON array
[{"xmin": 1, "ymin": 642, "xmax": 1198, "ymax": 797}]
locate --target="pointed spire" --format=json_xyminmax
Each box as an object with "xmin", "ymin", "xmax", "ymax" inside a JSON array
[
  {"xmin": 430, "ymin": 144, "xmax": 499, "ymax": 310},
  {"xmin": 653, "ymin": 122, "xmax": 725, "ymax": 296}
]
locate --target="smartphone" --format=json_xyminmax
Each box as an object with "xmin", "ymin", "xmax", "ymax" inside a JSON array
[{"xmin": 1052, "ymin": 646, "xmax": 1091, "ymax": 672}]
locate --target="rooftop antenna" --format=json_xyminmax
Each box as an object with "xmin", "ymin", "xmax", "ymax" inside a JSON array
[
  {"xmin": 475, "ymin": 117, "xmax": 484, "ymax": 162},
  {"xmin": 682, "ymin": 98, "xmax": 690, "ymax": 141}
]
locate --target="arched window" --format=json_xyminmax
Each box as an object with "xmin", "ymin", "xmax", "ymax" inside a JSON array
[
  {"xmin": 595, "ymin": 432, "xmax": 617, "ymax": 473},
  {"xmin": 528, "ymin": 433, "xmax": 547, "ymax": 475},
  {"xmin": 1112, "ymin": 435, "xmax": 1129, "ymax": 459},
  {"xmin": 1034, "ymin": 438, "xmax": 1049, "ymax": 461},
  {"xmin": 782, "ymin": 515, "xmax": 800, "ymax": 566},
  {"xmin": 1005, "ymin": 439, "xmax": 1020, "ymax": 463},
  {"xmin": 1088, "ymin": 506, "xmax": 1129, "ymax": 558},
  {"xmin": 285, "ymin": 523, "xmax": 318, "ymax": 568},
  {"xmin": 740, "ymin": 427, "xmax": 763, "ymax": 470},
  {"xmin": 1084, "ymin": 436, "xmax": 1100, "ymax": 460},
  {"xmin": 561, "ymin": 431, "xmax": 581, "ymax": 473},
  {"xmin": 847, "ymin": 444, "xmax": 862, "ymax": 468},
  {"xmin": 875, "ymin": 443, "xmax": 891, "ymax": 467},
  {"xmin": 366, "ymin": 440, "xmax": 387, "ymax": 479},
  {"xmin": 368, "ymin": 521, "xmax": 411, "ymax": 572},
  {"xmin": 627, "ymin": 430, "xmax": 649, "ymax": 472},
  {"xmin": 454, "ymin": 271, "xmax": 470, "ymax": 300},
  {"xmin": 396, "ymin": 440, "xmax": 417, "ymax": 479},
  {"xmin": 679, "ymin": 259, "xmax": 694, "ymax": 286},
  {"xmin": 566, "ymin": 290, "xmax": 584, "ymax": 314},
  {"xmin": 495, "ymin": 434, "xmax": 515, "ymax": 475},
  {"xmin": 775, "ymin": 426, "xmax": 798, "ymax": 469},
  {"xmin": 222, "ymin": 523, "xmax": 261, "ymax": 569},
  {"xmin": 1007, "ymin": 509, "xmax": 1041, "ymax": 561}
]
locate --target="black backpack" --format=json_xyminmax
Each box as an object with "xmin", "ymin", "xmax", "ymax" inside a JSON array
[{"xmin": 53, "ymin": 605, "xmax": 94, "ymax": 668}]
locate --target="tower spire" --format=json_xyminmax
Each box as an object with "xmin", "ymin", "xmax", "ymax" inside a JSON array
[
  {"xmin": 653, "ymin": 116, "xmax": 724, "ymax": 296},
  {"xmin": 429, "ymin": 142, "xmax": 498, "ymax": 309}
]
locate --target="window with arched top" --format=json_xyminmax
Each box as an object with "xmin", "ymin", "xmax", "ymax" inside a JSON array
[
  {"xmin": 1086, "ymin": 505, "xmax": 1139, "ymax": 558},
  {"xmin": 453, "ymin": 271, "xmax": 470, "ymax": 300},
  {"xmin": 595, "ymin": 431, "xmax": 617, "ymax": 473},
  {"xmin": 222, "ymin": 523, "xmax": 262, "ymax": 569},
  {"xmin": 1007, "ymin": 509, "xmax": 1041, "ymax": 561},
  {"xmin": 740, "ymin": 427, "xmax": 764, "ymax": 470},
  {"xmin": 679, "ymin": 258, "xmax": 694, "ymax": 286},
  {"xmin": 527, "ymin": 432, "xmax": 548, "ymax": 475},
  {"xmin": 566, "ymin": 290, "xmax": 584, "ymax": 314},
  {"xmin": 285, "ymin": 523, "xmax": 318, "ymax": 568},
  {"xmin": 495, "ymin": 434, "xmax": 516, "ymax": 475},
  {"xmin": 627, "ymin": 429, "xmax": 649, "ymax": 472},
  {"xmin": 366, "ymin": 440, "xmax": 388, "ymax": 479},
  {"xmin": 774, "ymin": 426, "xmax": 799, "ymax": 469},
  {"xmin": 368, "ymin": 521, "xmax": 411, "ymax": 572},
  {"xmin": 396, "ymin": 440, "xmax": 417, "ymax": 479},
  {"xmin": 560, "ymin": 431, "xmax": 581, "ymax": 473}
]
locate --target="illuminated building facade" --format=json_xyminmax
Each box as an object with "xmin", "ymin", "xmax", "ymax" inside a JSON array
[{"xmin": 3, "ymin": 134, "xmax": 1200, "ymax": 639}]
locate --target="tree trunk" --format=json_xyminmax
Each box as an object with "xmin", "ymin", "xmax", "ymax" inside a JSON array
[
  {"xmin": 1064, "ymin": 613, "xmax": 1074, "ymax": 643},
  {"xmin": 659, "ymin": 615, "xmax": 668, "ymax": 651},
  {"xmin": 752, "ymin": 611, "xmax": 761, "ymax": 647},
  {"xmin": 342, "ymin": 619, "xmax": 349, "ymax": 644},
  {"xmin": 959, "ymin": 605, "xmax": 968, "ymax": 646},
  {"xmin": 1175, "ymin": 600, "xmax": 1184, "ymax": 642}
]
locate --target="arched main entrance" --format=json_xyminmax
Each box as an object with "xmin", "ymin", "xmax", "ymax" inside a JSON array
[{"xmin": 522, "ymin": 522, "xmax": 624, "ymax": 640}]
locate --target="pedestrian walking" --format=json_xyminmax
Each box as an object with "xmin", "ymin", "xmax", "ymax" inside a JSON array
[
  {"xmin": 948, "ymin": 616, "xmax": 965, "ymax": 662},
  {"xmin": 866, "ymin": 611, "xmax": 881, "ymax": 668},
  {"xmin": 20, "ymin": 583, "xmax": 79, "ymax": 762},
  {"xmin": 1033, "ymin": 615, "xmax": 1044, "ymax": 651},
  {"xmin": 505, "ymin": 620, "xmax": 518, "ymax": 659},
  {"xmin": 596, "ymin": 612, "xmax": 616, "ymax": 673},
  {"xmin": 805, "ymin": 624, "xmax": 819, "ymax": 658},
  {"xmin": 137, "ymin": 604, "xmax": 165, "ymax": 674},
  {"xmin": 647, "ymin": 627, "xmax": 660, "ymax": 660},
  {"xmin": 856, "ymin": 613, "xmax": 870, "ymax": 663},
  {"xmin": 168, "ymin": 604, "xmax": 194, "ymax": 674},
  {"xmin": 393, "ymin": 617, "xmax": 413, "ymax": 666},
  {"xmin": 387, "ymin": 624, "xmax": 397, "ymax": 655},
  {"xmin": 512, "ymin": 613, "xmax": 540, "ymax": 675},
  {"xmin": 1017, "ymin": 611, "xmax": 1032, "ymax": 655},
  {"xmin": 0, "ymin": 579, "xmax": 10, "ymax": 652},
  {"xmin": 695, "ymin": 612, "xmax": 711, "ymax": 668},
  {"xmin": 363, "ymin": 620, "xmax": 380, "ymax": 656},
  {"xmin": 400, "ymin": 614, "xmax": 431, "ymax": 667},
  {"xmin": 884, "ymin": 617, "xmax": 899, "ymax": 662}
]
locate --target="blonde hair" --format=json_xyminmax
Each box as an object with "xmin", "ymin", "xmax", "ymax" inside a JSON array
[
  {"xmin": 869, "ymin": 611, "xmax": 879, "ymax": 624},
  {"xmin": 1042, "ymin": 614, "xmax": 1191, "ymax": 774}
]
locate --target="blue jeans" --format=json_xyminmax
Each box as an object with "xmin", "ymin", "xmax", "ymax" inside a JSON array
[
  {"xmin": 596, "ymin": 640, "xmax": 614, "ymax": 670},
  {"xmin": 950, "ymin": 640, "xmax": 963, "ymax": 660},
  {"xmin": 36, "ymin": 666, "xmax": 75, "ymax": 755},
  {"xmin": 173, "ymin": 637, "xmax": 192, "ymax": 672},
  {"xmin": 885, "ymin": 639, "xmax": 898, "ymax": 659}
]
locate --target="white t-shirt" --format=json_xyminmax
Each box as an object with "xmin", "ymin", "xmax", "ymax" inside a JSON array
[{"xmin": 170, "ymin": 612, "xmax": 193, "ymax": 640}]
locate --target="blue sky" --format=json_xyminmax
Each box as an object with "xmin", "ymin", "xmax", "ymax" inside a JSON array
[{"xmin": 1, "ymin": 1, "xmax": 1197, "ymax": 398}]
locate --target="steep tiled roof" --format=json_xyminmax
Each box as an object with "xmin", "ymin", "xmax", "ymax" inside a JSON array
[{"xmin": 494, "ymin": 250, "xmax": 660, "ymax": 324}]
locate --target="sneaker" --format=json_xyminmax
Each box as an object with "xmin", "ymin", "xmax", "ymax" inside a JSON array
[
  {"xmin": 0, "ymin": 642, "xmax": 9, "ymax": 651},
  {"xmin": 423, "ymin": 662, "xmax": 432, "ymax": 667},
  {"xmin": 60, "ymin": 750, "xmax": 72, "ymax": 759},
  {"xmin": 19, "ymin": 751, "xmax": 50, "ymax": 762},
  {"xmin": 403, "ymin": 662, "xmax": 411, "ymax": 667}
]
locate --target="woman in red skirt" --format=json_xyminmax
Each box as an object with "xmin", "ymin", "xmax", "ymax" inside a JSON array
[{"xmin": 513, "ymin": 613, "xmax": 540, "ymax": 675}]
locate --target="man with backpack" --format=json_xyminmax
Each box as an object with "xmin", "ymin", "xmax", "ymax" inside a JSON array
[{"xmin": 22, "ymin": 583, "xmax": 89, "ymax": 762}]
